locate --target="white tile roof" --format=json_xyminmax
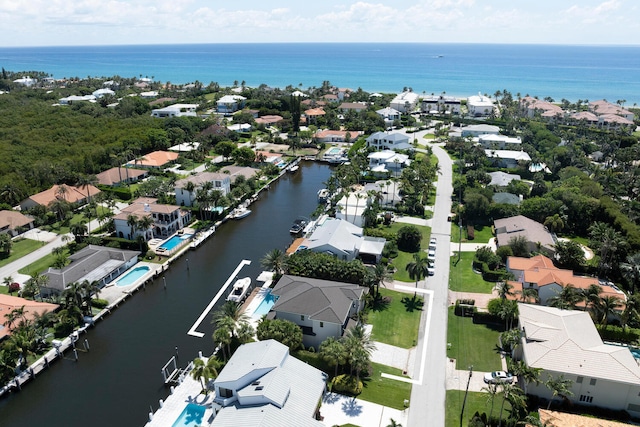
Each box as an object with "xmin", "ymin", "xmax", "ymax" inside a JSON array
[{"xmin": 519, "ymin": 304, "xmax": 640, "ymax": 385}]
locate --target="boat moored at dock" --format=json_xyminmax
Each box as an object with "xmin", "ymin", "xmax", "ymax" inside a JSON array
[{"xmin": 226, "ymin": 277, "xmax": 252, "ymax": 302}]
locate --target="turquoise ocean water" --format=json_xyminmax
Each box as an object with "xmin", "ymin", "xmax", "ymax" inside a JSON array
[{"xmin": 0, "ymin": 43, "xmax": 638, "ymax": 104}]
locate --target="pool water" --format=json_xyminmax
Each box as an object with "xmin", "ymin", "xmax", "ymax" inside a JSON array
[
  {"xmin": 326, "ymin": 147, "xmax": 342, "ymax": 155},
  {"xmin": 252, "ymin": 291, "xmax": 279, "ymax": 318},
  {"xmin": 171, "ymin": 403, "xmax": 205, "ymax": 427},
  {"xmin": 630, "ymin": 348, "xmax": 640, "ymax": 359},
  {"xmin": 159, "ymin": 234, "xmax": 193, "ymax": 251},
  {"xmin": 116, "ymin": 266, "xmax": 150, "ymax": 287}
]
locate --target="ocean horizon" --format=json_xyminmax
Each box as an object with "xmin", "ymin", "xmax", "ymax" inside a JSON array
[{"xmin": 1, "ymin": 42, "xmax": 639, "ymax": 105}]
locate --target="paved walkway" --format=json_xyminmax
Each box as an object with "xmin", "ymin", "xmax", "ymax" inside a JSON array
[
  {"xmin": 394, "ymin": 215, "xmax": 432, "ymax": 227},
  {"xmin": 321, "ymin": 392, "xmax": 408, "ymax": 427},
  {"xmin": 447, "ymin": 290, "xmax": 498, "ymax": 310},
  {"xmin": 370, "ymin": 341, "xmax": 415, "ymax": 375}
]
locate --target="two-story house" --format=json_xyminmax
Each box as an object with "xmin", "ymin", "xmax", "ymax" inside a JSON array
[
  {"xmin": 113, "ymin": 197, "xmax": 191, "ymax": 241},
  {"xmin": 175, "ymin": 172, "xmax": 231, "ymax": 207}
]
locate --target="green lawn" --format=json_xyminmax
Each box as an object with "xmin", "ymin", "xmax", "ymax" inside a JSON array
[
  {"xmin": 446, "ymin": 390, "xmax": 511, "ymax": 427},
  {"xmin": 42, "ymin": 212, "xmax": 86, "ymax": 235},
  {"xmin": 18, "ymin": 248, "xmax": 70, "ymax": 276},
  {"xmin": 447, "ymin": 307, "xmax": 503, "ymax": 372},
  {"xmin": 450, "ymin": 223, "xmax": 494, "ymax": 243},
  {"xmin": 382, "ymin": 222, "xmax": 431, "ymax": 248},
  {"xmin": 0, "ymin": 238, "xmax": 45, "ymax": 268},
  {"xmin": 449, "ymin": 252, "xmax": 495, "ymax": 293},
  {"xmin": 359, "ymin": 362, "xmax": 412, "ymax": 410},
  {"xmin": 368, "ymin": 288, "xmax": 422, "ymax": 348},
  {"xmin": 423, "ymin": 133, "xmax": 436, "ymax": 139}
]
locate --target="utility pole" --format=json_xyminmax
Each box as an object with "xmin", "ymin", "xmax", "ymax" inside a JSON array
[{"xmin": 460, "ymin": 365, "xmax": 473, "ymax": 427}]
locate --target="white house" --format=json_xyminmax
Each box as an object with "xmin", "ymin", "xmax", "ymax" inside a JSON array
[
  {"xmin": 212, "ymin": 340, "xmax": 326, "ymax": 426},
  {"xmin": 421, "ymin": 95, "xmax": 461, "ymax": 114},
  {"xmin": 366, "ymin": 131, "xmax": 412, "ymax": 151},
  {"xmin": 488, "ymin": 171, "xmax": 521, "ymax": 188},
  {"xmin": 461, "ymin": 124, "xmax": 500, "ymax": 137},
  {"xmin": 13, "ymin": 76, "xmax": 37, "ymax": 87},
  {"xmin": 151, "ymin": 103, "xmax": 198, "ymax": 118},
  {"xmin": 113, "ymin": 197, "xmax": 191, "ymax": 241},
  {"xmin": 376, "ymin": 107, "xmax": 402, "ymax": 126},
  {"xmin": 174, "ymin": 172, "xmax": 231, "ymax": 207},
  {"xmin": 335, "ymin": 191, "xmax": 371, "ymax": 227},
  {"xmin": 92, "ymin": 88, "xmax": 115, "ymax": 98},
  {"xmin": 368, "ymin": 150, "xmax": 410, "ymax": 176},
  {"xmin": 301, "ymin": 216, "xmax": 385, "ymax": 264},
  {"xmin": 269, "ymin": 275, "xmax": 368, "ymax": 349},
  {"xmin": 485, "ymin": 149, "xmax": 531, "ymax": 168},
  {"xmin": 390, "ymin": 91, "xmax": 420, "ymax": 113},
  {"xmin": 477, "ymin": 134, "xmax": 522, "ymax": 150},
  {"xmin": 467, "ymin": 94, "xmax": 495, "ymax": 117},
  {"xmin": 515, "ymin": 304, "xmax": 640, "ymax": 417},
  {"xmin": 59, "ymin": 95, "xmax": 96, "ymax": 104},
  {"xmin": 216, "ymin": 95, "xmax": 246, "ymax": 114}
]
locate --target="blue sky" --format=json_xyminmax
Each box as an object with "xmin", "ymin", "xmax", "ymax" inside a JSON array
[{"xmin": 1, "ymin": 0, "xmax": 638, "ymax": 47}]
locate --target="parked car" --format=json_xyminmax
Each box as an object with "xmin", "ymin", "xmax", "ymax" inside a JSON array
[
  {"xmin": 483, "ymin": 371, "xmax": 514, "ymax": 384},
  {"xmin": 428, "ymin": 249, "xmax": 436, "ymax": 260},
  {"xmin": 430, "ymin": 237, "xmax": 437, "ymax": 245}
]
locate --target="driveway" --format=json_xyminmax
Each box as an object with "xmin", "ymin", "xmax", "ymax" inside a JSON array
[{"xmin": 321, "ymin": 393, "xmax": 408, "ymax": 427}]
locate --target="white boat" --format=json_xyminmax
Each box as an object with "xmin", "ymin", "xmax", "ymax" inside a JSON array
[
  {"xmin": 317, "ymin": 189, "xmax": 330, "ymax": 203},
  {"xmin": 287, "ymin": 164, "xmax": 299, "ymax": 173},
  {"xmin": 227, "ymin": 277, "xmax": 251, "ymax": 302},
  {"xmin": 231, "ymin": 207, "xmax": 251, "ymax": 219}
]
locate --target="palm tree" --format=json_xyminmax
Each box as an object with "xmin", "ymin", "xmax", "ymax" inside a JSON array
[
  {"xmin": 126, "ymin": 214, "xmax": 139, "ymax": 240},
  {"xmin": 80, "ymin": 280, "xmax": 100, "ymax": 316},
  {"xmin": 211, "ymin": 301, "xmax": 253, "ymax": 356},
  {"xmin": 137, "ymin": 215, "xmax": 154, "ymax": 242},
  {"xmin": 342, "ymin": 324, "xmax": 376, "ymax": 383},
  {"xmin": 583, "ymin": 284, "xmax": 603, "ymax": 320},
  {"xmin": 481, "ymin": 382, "xmax": 499, "ymax": 423},
  {"xmin": 191, "ymin": 357, "xmax": 210, "ymax": 392},
  {"xmin": 371, "ymin": 263, "xmax": 392, "ymax": 300},
  {"xmin": 212, "ymin": 327, "xmax": 232, "ymax": 360},
  {"xmin": 386, "ymin": 419, "xmax": 402, "ymax": 427},
  {"xmin": 496, "ymin": 281, "xmax": 515, "ymax": 300},
  {"xmin": 547, "ymin": 284, "xmax": 582, "ymax": 310},
  {"xmin": 3, "ymin": 305, "xmax": 26, "ymax": 329},
  {"xmin": 70, "ymin": 223, "xmax": 88, "ymax": 243},
  {"xmin": 621, "ymin": 252, "xmax": 640, "ymax": 293},
  {"xmin": 319, "ymin": 336, "xmax": 346, "ymax": 378},
  {"xmin": 545, "ymin": 374, "xmax": 574, "ymax": 410},
  {"xmin": 183, "ymin": 181, "xmax": 196, "ymax": 206},
  {"xmin": 260, "ymin": 249, "xmax": 287, "ymax": 276},
  {"xmin": 510, "ymin": 359, "xmax": 542, "ymax": 394},
  {"xmin": 406, "ymin": 253, "xmax": 429, "ymax": 297},
  {"xmin": 621, "ymin": 292, "xmax": 640, "ymax": 331},
  {"xmin": 595, "ymin": 295, "xmax": 622, "ymax": 328},
  {"xmin": 497, "ymin": 383, "xmax": 523, "ymax": 427}
]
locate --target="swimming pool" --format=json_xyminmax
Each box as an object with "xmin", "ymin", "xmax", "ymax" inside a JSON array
[
  {"xmin": 171, "ymin": 402, "xmax": 205, "ymax": 427},
  {"xmin": 252, "ymin": 290, "xmax": 279, "ymax": 318},
  {"xmin": 630, "ymin": 347, "xmax": 640, "ymax": 359},
  {"xmin": 326, "ymin": 147, "xmax": 342, "ymax": 155},
  {"xmin": 116, "ymin": 266, "xmax": 150, "ymax": 287},
  {"xmin": 158, "ymin": 234, "xmax": 193, "ymax": 251}
]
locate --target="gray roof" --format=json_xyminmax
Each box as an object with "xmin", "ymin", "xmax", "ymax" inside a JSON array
[
  {"xmin": 492, "ymin": 192, "xmax": 521, "ymax": 205},
  {"xmin": 494, "ymin": 215, "xmax": 555, "ymax": 251},
  {"xmin": 305, "ymin": 217, "xmax": 363, "ymax": 256},
  {"xmin": 489, "ymin": 171, "xmax": 521, "ymax": 187},
  {"xmin": 519, "ymin": 304, "xmax": 640, "ymax": 385},
  {"xmin": 212, "ymin": 340, "xmax": 325, "ymax": 427},
  {"xmin": 366, "ymin": 131, "xmax": 409, "ymax": 143},
  {"xmin": 42, "ymin": 245, "xmax": 139, "ymax": 291},
  {"xmin": 271, "ymin": 275, "xmax": 366, "ymax": 325}
]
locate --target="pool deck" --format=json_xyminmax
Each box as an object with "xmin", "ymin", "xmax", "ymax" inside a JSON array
[{"xmin": 145, "ymin": 361, "xmax": 218, "ymax": 427}]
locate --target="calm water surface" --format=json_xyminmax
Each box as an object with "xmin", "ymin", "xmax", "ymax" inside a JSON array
[{"xmin": 0, "ymin": 162, "xmax": 331, "ymax": 427}]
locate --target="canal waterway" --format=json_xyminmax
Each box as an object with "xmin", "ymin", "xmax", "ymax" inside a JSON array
[{"xmin": 0, "ymin": 162, "xmax": 332, "ymax": 427}]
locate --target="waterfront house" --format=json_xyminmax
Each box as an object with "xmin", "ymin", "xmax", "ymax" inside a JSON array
[
  {"xmin": 96, "ymin": 167, "xmax": 148, "ymax": 187},
  {"xmin": 421, "ymin": 95, "xmax": 461, "ymax": 115},
  {"xmin": 390, "ymin": 91, "xmax": 420, "ymax": 113},
  {"xmin": 506, "ymin": 255, "xmax": 625, "ymax": 307},
  {"xmin": 366, "ymin": 131, "xmax": 412, "ymax": 151},
  {"xmin": 484, "ymin": 149, "xmax": 531, "ymax": 168},
  {"xmin": 212, "ymin": 339, "xmax": 325, "ymax": 426},
  {"xmin": 0, "ymin": 295, "xmax": 59, "ymax": 340},
  {"xmin": 314, "ymin": 129, "xmax": 361, "ymax": 143},
  {"xmin": 151, "ymin": 103, "xmax": 198, "ymax": 118},
  {"xmin": 368, "ymin": 150, "xmax": 410, "ymax": 176},
  {"xmin": 127, "ymin": 151, "xmax": 179, "ymax": 169},
  {"xmin": 335, "ymin": 190, "xmax": 370, "ymax": 227},
  {"xmin": 466, "ymin": 94, "xmax": 495, "ymax": 117},
  {"xmin": 494, "ymin": 215, "xmax": 556, "ymax": 256},
  {"xmin": 216, "ymin": 95, "xmax": 246, "ymax": 114},
  {"xmin": 0, "ymin": 210, "xmax": 34, "ymax": 237},
  {"xmin": 174, "ymin": 172, "xmax": 231, "ymax": 206},
  {"xmin": 520, "ymin": 97, "xmax": 564, "ymax": 119},
  {"xmin": 113, "ymin": 197, "xmax": 191, "ymax": 241},
  {"xmin": 269, "ymin": 275, "xmax": 367, "ymax": 349},
  {"xmin": 19, "ymin": 184, "xmax": 101, "ymax": 211},
  {"xmin": 40, "ymin": 245, "xmax": 139, "ymax": 296},
  {"xmin": 589, "ymin": 100, "xmax": 634, "ymax": 121},
  {"xmin": 300, "ymin": 215, "xmax": 386, "ymax": 264},
  {"xmin": 515, "ymin": 303, "xmax": 640, "ymax": 418},
  {"xmin": 460, "ymin": 124, "xmax": 500, "ymax": 137}
]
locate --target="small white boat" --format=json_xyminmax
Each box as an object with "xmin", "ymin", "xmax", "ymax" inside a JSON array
[
  {"xmin": 317, "ymin": 189, "xmax": 330, "ymax": 203},
  {"xmin": 287, "ymin": 165, "xmax": 299, "ymax": 173},
  {"xmin": 227, "ymin": 277, "xmax": 251, "ymax": 302},
  {"xmin": 231, "ymin": 207, "xmax": 251, "ymax": 219}
]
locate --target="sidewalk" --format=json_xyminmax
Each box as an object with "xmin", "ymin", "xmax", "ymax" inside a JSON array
[{"xmin": 321, "ymin": 392, "xmax": 409, "ymax": 427}]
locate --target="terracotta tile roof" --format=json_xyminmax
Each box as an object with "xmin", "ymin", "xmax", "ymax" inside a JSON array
[
  {"xmin": 254, "ymin": 115, "xmax": 283, "ymax": 125},
  {"xmin": 508, "ymin": 255, "xmax": 555, "ymax": 271},
  {"xmin": 24, "ymin": 184, "xmax": 101, "ymax": 207},
  {"xmin": 304, "ymin": 108, "xmax": 326, "ymax": 116},
  {"xmin": 0, "ymin": 294, "xmax": 59, "ymax": 339},
  {"xmin": 0, "ymin": 210, "xmax": 34, "ymax": 230},
  {"xmin": 96, "ymin": 167, "xmax": 148, "ymax": 186},
  {"xmin": 129, "ymin": 151, "xmax": 179, "ymax": 168}
]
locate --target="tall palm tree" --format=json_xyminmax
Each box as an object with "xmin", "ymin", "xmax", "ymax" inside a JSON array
[
  {"xmin": 545, "ymin": 374, "xmax": 574, "ymax": 410},
  {"xmin": 481, "ymin": 382, "xmax": 499, "ymax": 423},
  {"xmin": 583, "ymin": 284, "xmax": 603, "ymax": 320},
  {"xmin": 621, "ymin": 252, "xmax": 640, "ymax": 293},
  {"xmin": 406, "ymin": 253, "xmax": 429, "ymax": 297},
  {"xmin": 126, "ymin": 214, "xmax": 139, "ymax": 240},
  {"xmin": 191, "ymin": 357, "xmax": 211, "ymax": 392},
  {"xmin": 212, "ymin": 327, "xmax": 232, "ymax": 360},
  {"xmin": 137, "ymin": 215, "xmax": 154, "ymax": 242},
  {"xmin": 496, "ymin": 281, "xmax": 515, "ymax": 300},
  {"xmin": 621, "ymin": 293, "xmax": 640, "ymax": 331},
  {"xmin": 260, "ymin": 249, "xmax": 287, "ymax": 276},
  {"xmin": 498, "ymin": 383, "xmax": 523, "ymax": 427},
  {"xmin": 596, "ymin": 296, "xmax": 622, "ymax": 328},
  {"xmin": 371, "ymin": 263, "xmax": 392, "ymax": 300},
  {"xmin": 342, "ymin": 324, "xmax": 376, "ymax": 382},
  {"xmin": 211, "ymin": 301, "xmax": 253, "ymax": 342},
  {"xmin": 510, "ymin": 359, "xmax": 542, "ymax": 394},
  {"xmin": 319, "ymin": 336, "xmax": 346, "ymax": 378},
  {"xmin": 80, "ymin": 280, "xmax": 100, "ymax": 316}
]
